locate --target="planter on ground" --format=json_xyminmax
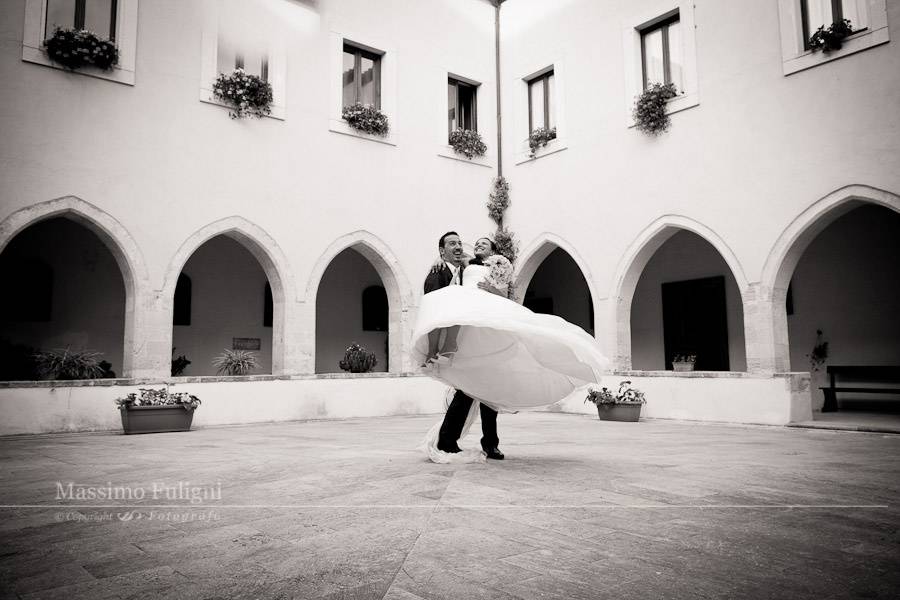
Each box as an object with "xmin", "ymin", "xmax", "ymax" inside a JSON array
[
  {"xmin": 120, "ymin": 405, "xmax": 196, "ymax": 434},
  {"xmin": 595, "ymin": 403, "xmax": 642, "ymax": 422}
]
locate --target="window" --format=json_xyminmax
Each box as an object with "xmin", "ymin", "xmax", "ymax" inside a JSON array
[
  {"xmin": 639, "ymin": 10, "xmax": 683, "ymax": 91},
  {"xmin": 527, "ymin": 69, "xmax": 554, "ymax": 132},
  {"xmin": 362, "ymin": 286, "xmax": 388, "ymax": 332},
  {"xmin": 217, "ymin": 37, "xmax": 268, "ymax": 81},
  {"xmin": 448, "ymin": 77, "xmax": 477, "ymax": 136},
  {"xmin": 342, "ymin": 42, "xmax": 382, "ymax": 108},
  {"xmin": 173, "ymin": 274, "xmax": 191, "ymax": 326},
  {"xmin": 801, "ymin": 0, "xmax": 862, "ymax": 48},
  {"xmin": 45, "ymin": 0, "xmax": 117, "ymax": 39},
  {"xmin": 263, "ymin": 282, "xmax": 273, "ymax": 328},
  {"xmin": 22, "ymin": 0, "xmax": 138, "ymax": 85}
]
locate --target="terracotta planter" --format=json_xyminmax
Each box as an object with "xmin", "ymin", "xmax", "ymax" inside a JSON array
[
  {"xmin": 120, "ymin": 405, "xmax": 196, "ymax": 434},
  {"xmin": 673, "ymin": 362, "xmax": 695, "ymax": 372},
  {"xmin": 595, "ymin": 403, "xmax": 642, "ymax": 422}
]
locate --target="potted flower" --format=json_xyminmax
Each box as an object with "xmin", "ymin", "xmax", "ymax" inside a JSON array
[
  {"xmin": 212, "ymin": 68, "xmax": 273, "ymax": 119},
  {"xmin": 115, "ymin": 387, "xmax": 201, "ymax": 434},
  {"xmin": 528, "ymin": 126, "xmax": 557, "ymax": 157},
  {"xmin": 43, "ymin": 27, "xmax": 118, "ymax": 71},
  {"xmin": 32, "ymin": 347, "xmax": 106, "ymax": 380},
  {"xmin": 212, "ymin": 349, "xmax": 258, "ymax": 376},
  {"xmin": 339, "ymin": 343, "xmax": 377, "ymax": 373},
  {"xmin": 808, "ymin": 19, "xmax": 854, "ymax": 53},
  {"xmin": 342, "ymin": 102, "xmax": 390, "ymax": 136},
  {"xmin": 633, "ymin": 82, "xmax": 678, "ymax": 135},
  {"xmin": 585, "ymin": 380, "xmax": 646, "ymax": 422},
  {"xmin": 448, "ymin": 129, "xmax": 487, "ymax": 159},
  {"xmin": 672, "ymin": 354, "xmax": 697, "ymax": 372}
]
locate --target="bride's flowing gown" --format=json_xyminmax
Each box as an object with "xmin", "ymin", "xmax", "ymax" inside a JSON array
[{"xmin": 413, "ymin": 262, "xmax": 610, "ymax": 462}]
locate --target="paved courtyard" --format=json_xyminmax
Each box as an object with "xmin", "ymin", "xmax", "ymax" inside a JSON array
[{"xmin": 1, "ymin": 412, "xmax": 898, "ymax": 600}]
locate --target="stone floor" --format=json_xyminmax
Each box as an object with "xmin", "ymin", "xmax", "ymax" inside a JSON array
[{"xmin": 1, "ymin": 413, "xmax": 898, "ymax": 600}]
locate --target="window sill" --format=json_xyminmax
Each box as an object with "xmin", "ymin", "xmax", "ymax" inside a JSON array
[
  {"xmin": 328, "ymin": 119, "xmax": 397, "ymax": 146},
  {"xmin": 626, "ymin": 91, "xmax": 699, "ymax": 129},
  {"xmin": 21, "ymin": 45, "xmax": 135, "ymax": 85},
  {"xmin": 783, "ymin": 26, "xmax": 889, "ymax": 75},
  {"xmin": 200, "ymin": 87, "xmax": 285, "ymax": 120},
  {"xmin": 514, "ymin": 137, "xmax": 568, "ymax": 165},
  {"xmin": 437, "ymin": 146, "xmax": 492, "ymax": 168}
]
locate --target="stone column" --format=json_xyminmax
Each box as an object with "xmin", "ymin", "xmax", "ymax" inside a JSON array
[
  {"xmin": 124, "ymin": 285, "xmax": 175, "ymax": 379},
  {"xmin": 742, "ymin": 282, "xmax": 790, "ymax": 374}
]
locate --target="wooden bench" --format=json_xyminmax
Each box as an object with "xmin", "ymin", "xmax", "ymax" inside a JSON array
[{"xmin": 821, "ymin": 366, "xmax": 900, "ymax": 412}]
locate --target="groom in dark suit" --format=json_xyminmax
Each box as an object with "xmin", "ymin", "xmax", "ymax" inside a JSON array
[{"xmin": 423, "ymin": 231, "xmax": 503, "ymax": 460}]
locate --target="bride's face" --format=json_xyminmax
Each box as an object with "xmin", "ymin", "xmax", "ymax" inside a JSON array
[{"xmin": 474, "ymin": 238, "xmax": 493, "ymax": 258}]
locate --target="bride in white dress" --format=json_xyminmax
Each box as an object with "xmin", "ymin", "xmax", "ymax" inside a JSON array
[{"xmin": 412, "ymin": 237, "xmax": 610, "ymax": 461}]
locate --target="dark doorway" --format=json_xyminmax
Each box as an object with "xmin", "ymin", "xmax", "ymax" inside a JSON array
[{"xmin": 662, "ymin": 276, "xmax": 729, "ymax": 371}]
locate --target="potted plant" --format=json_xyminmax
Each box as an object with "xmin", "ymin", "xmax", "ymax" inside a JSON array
[
  {"xmin": 115, "ymin": 387, "xmax": 201, "ymax": 434},
  {"xmin": 448, "ymin": 129, "xmax": 487, "ymax": 159},
  {"xmin": 342, "ymin": 102, "xmax": 390, "ymax": 136},
  {"xmin": 339, "ymin": 343, "xmax": 377, "ymax": 373},
  {"xmin": 171, "ymin": 348, "xmax": 191, "ymax": 376},
  {"xmin": 807, "ymin": 329, "xmax": 830, "ymax": 411},
  {"xmin": 585, "ymin": 380, "xmax": 647, "ymax": 422},
  {"xmin": 212, "ymin": 68, "xmax": 273, "ymax": 119},
  {"xmin": 32, "ymin": 347, "xmax": 106, "ymax": 380},
  {"xmin": 43, "ymin": 27, "xmax": 118, "ymax": 71},
  {"xmin": 633, "ymin": 82, "xmax": 678, "ymax": 135},
  {"xmin": 808, "ymin": 19, "xmax": 854, "ymax": 53},
  {"xmin": 672, "ymin": 354, "xmax": 697, "ymax": 372},
  {"xmin": 528, "ymin": 126, "xmax": 557, "ymax": 157},
  {"xmin": 212, "ymin": 349, "xmax": 258, "ymax": 376}
]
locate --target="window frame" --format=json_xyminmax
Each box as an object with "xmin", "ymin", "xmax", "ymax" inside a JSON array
[
  {"xmin": 447, "ymin": 76, "xmax": 478, "ymax": 137},
  {"xmin": 777, "ymin": 0, "xmax": 889, "ymax": 76},
  {"xmin": 342, "ymin": 42, "xmax": 383, "ymax": 109},
  {"xmin": 44, "ymin": 0, "xmax": 118, "ymax": 40},
  {"xmin": 638, "ymin": 9, "xmax": 680, "ymax": 90},
  {"xmin": 800, "ymin": 0, "xmax": 868, "ymax": 50},
  {"xmin": 22, "ymin": 0, "xmax": 139, "ymax": 85},
  {"xmin": 526, "ymin": 68, "xmax": 554, "ymax": 133}
]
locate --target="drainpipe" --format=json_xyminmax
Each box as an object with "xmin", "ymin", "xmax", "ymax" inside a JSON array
[{"xmin": 494, "ymin": 0, "xmax": 503, "ymax": 180}]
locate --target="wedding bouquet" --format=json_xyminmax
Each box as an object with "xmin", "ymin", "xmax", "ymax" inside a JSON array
[{"xmin": 484, "ymin": 254, "xmax": 513, "ymax": 290}]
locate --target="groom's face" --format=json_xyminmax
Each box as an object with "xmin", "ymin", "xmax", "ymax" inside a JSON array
[{"xmin": 440, "ymin": 234, "xmax": 463, "ymax": 265}]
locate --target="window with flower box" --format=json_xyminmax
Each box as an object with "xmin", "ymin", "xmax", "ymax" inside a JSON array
[
  {"xmin": 342, "ymin": 42, "xmax": 382, "ymax": 109},
  {"xmin": 777, "ymin": 0, "xmax": 889, "ymax": 75},
  {"xmin": 21, "ymin": 0, "xmax": 138, "ymax": 85}
]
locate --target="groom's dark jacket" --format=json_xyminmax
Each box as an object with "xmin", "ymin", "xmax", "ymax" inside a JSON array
[{"xmin": 424, "ymin": 263, "xmax": 460, "ymax": 294}]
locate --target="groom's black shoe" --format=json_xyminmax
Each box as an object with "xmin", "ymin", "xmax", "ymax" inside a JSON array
[
  {"xmin": 437, "ymin": 442, "xmax": 462, "ymax": 454},
  {"xmin": 485, "ymin": 447, "xmax": 505, "ymax": 460}
]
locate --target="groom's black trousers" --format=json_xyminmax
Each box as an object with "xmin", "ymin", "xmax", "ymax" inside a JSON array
[{"xmin": 438, "ymin": 390, "xmax": 499, "ymax": 451}]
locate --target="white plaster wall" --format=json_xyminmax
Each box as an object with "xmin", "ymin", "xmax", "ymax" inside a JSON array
[
  {"xmin": 500, "ymin": 0, "xmax": 900, "ymax": 304},
  {"xmin": 630, "ymin": 231, "xmax": 747, "ymax": 371},
  {"xmin": 173, "ymin": 236, "xmax": 273, "ymax": 376},
  {"xmin": 0, "ymin": 218, "xmax": 126, "ymax": 373},
  {"xmin": 788, "ymin": 205, "xmax": 900, "ymax": 368},
  {"xmin": 315, "ymin": 248, "xmax": 388, "ymax": 373},
  {"xmin": 548, "ymin": 372, "xmax": 811, "ymax": 426},
  {"xmin": 524, "ymin": 247, "xmax": 593, "ymax": 334}
]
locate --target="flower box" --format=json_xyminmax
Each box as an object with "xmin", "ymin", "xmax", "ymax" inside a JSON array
[
  {"xmin": 119, "ymin": 405, "xmax": 196, "ymax": 434},
  {"xmin": 594, "ymin": 403, "xmax": 642, "ymax": 422},
  {"xmin": 673, "ymin": 362, "xmax": 695, "ymax": 372}
]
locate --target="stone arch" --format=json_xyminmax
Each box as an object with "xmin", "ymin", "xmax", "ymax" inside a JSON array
[
  {"xmin": 162, "ymin": 216, "xmax": 296, "ymax": 375},
  {"xmin": 759, "ymin": 184, "xmax": 900, "ymax": 373},
  {"xmin": 305, "ymin": 231, "xmax": 413, "ymax": 373},
  {"xmin": 0, "ymin": 196, "xmax": 148, "ymax": 376},
  {"xmin": 610, "ymin": 215, "xmax": 748, "ymax": 370}
]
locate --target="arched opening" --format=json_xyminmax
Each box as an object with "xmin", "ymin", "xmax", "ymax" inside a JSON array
[
  {"xmin": 315, "ymin": 249, "xmax": 389, "ymax": 373},
  {"xmin": 785, "ymin": 205, "xmax": 900, "ymax": 411},
  {"xmin": 521, "ymin": 247, "xmax": 594, "ymax": 335},
  {"xmin": 0, "ymin": 218, "xmax": 125, "ymax": 380},
  {"xmin": 172, "ymin": 235, "xmax": 274, "ymax": 376},
  {"xmin": 630, "ymin": 230, "xmax": 747, "ymax": 371}
]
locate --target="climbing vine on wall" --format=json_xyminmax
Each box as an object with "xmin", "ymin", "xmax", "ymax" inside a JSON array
[{"xmin": 486, "ymin": 176, "xmax": 519, "ymax": 297}]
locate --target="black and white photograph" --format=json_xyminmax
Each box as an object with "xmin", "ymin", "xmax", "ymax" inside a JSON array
[{"xmin": 1, "ymin": 0, "xmax": 899, "ymax": 598}]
